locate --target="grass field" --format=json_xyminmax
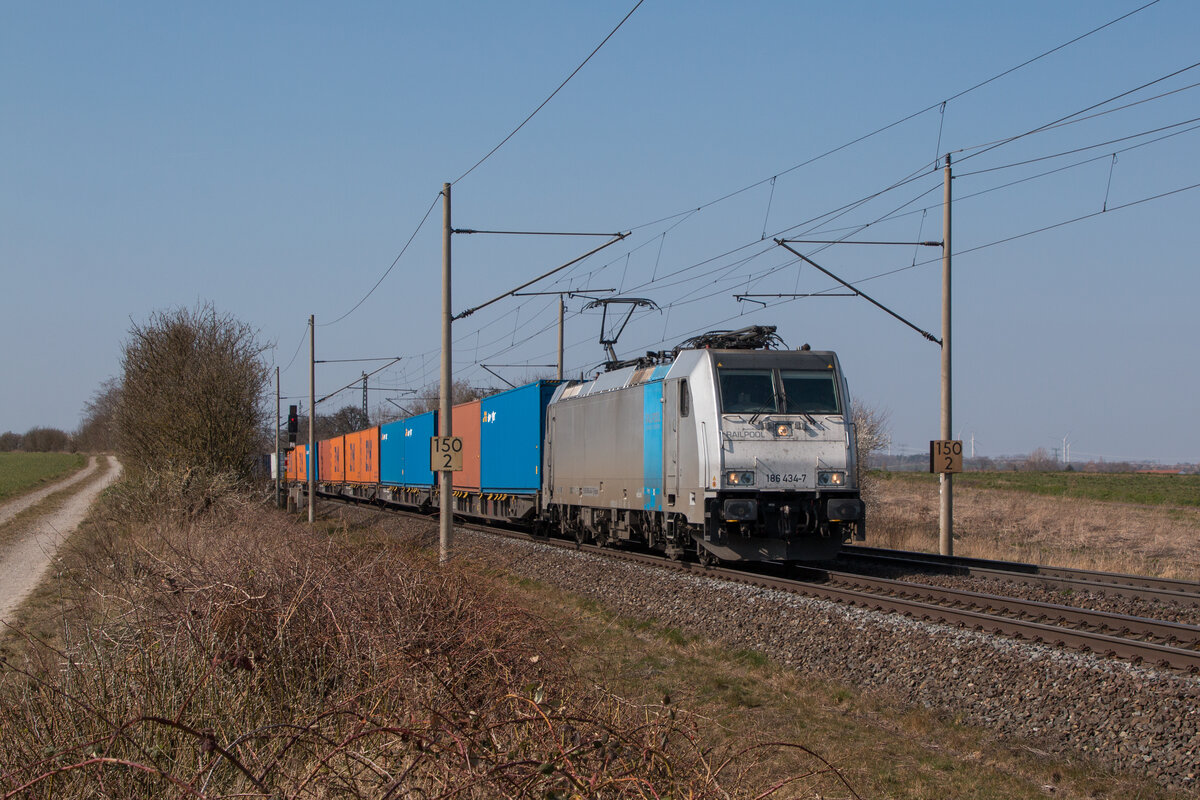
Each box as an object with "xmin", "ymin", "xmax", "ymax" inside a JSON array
[
  {"xmin": 867, "ymin": 471, "xmax": 1200, "ymax": 578},
  {"xmin": 875, "ymin": 469, "xmax": 1200, "ymax": 507},
  {"xmin": 0, "ymin": 452, "xmax": 87, "ymax": 502}
]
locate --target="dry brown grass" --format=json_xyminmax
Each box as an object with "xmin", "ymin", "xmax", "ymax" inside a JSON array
[
  {"xmin": 867, "ymin": 477, "xmax": 1200, "ymax": 578},
  {"xmin": 468, "ymin": 552, "xmax": 1189, "ymax": 800},
  {"xmin": 0, "ymin": 483, "xmax": 858, "ymax": 799}
]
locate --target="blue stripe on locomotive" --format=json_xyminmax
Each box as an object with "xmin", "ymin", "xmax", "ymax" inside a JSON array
[
  {"xmin": 379, "ymin": 410, "xmax": 437, "ymax": 487},
  {"xmin": 480, "ymin": 380, "xmax": 560, "ymax": 493},
  {"xmin": 642, "ymin": 381, "xmax": 663, "ymax": 511}
]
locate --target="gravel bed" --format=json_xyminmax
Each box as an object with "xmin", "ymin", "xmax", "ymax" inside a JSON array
[
  {"xmin": 452, "ymin": 528, "xmax": 1200, "ymax": 793},
  {"xmin": 837, "ymin": 561, "xmax": 1200, "ymax": 628}
]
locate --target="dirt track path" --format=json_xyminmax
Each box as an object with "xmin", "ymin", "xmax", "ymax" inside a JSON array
[
  {"xmin": 0, "ymin": 455, "xmax": 101, "ymax": 527},
  {"xmin": 0, "ymin": 455, "xmax": 121, "ymax": 625}
]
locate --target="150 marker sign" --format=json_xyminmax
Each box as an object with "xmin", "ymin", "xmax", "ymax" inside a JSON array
[
  {"xmin": 929, "ymin": 440, "xmax": 963, "ymax": 474},
  {"xmin": 431, "ymin": 436, "xmax": 464, "ymax": 472}
]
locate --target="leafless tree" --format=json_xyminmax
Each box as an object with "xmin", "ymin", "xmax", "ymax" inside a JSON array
[
  {"xmin": 324, "ymin": 404, "xmax": 371, "ymax": 436},
  {"xmin": 76, "ymin": 378, "xmax": 122, "ymax": 452},
  {"xmin": 115, "ymin": 303, "xmax": 269, "ymax": 480},
  {"xmin": 851, "ymin": 402, "xmax": 890, "ymax": 508},
  {"xmin": 1022, "ymin": 447, "xmax": 1058, "ymax": 472},
  {"xmin": 409, "ymin": 379, "xmax": 494, "ymax": 414}
]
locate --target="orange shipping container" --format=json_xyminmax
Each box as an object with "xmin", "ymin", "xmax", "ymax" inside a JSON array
[
  {"xmin": 319, "ymin": 436, "xmax": 345, "ymax": 483},
  {"xmin": 295, "ymin": 445, "xmax": 308, "ymax": 482},
  {"xmin": 447, "ymin": 400, "xmax": 481, "ymax": 490},
  {"xmin": 345, "ymin": 427, "xmax": 379, "ymax": 483}
]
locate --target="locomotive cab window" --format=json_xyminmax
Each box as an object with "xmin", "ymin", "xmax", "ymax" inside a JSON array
[
  {"xmin": 679, "ymin": 379, "xmax": 690, "ymax": 417},
  {"xmin": 779, "ymin": 370, "xmax": 841, "ymax": 414},
  {"xmin": 718, "ymin": 369, "xmax": 778, "ymax": 414}
]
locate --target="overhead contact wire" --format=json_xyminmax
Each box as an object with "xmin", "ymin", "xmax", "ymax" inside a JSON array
[
  {"xmin": 321, "ymin": 192, "xmax": 441, "ymax": 328},
  {"xmin": 398, "ymin": 1, "xmax": 1168, "ymax": 384},
  {"xmin": 623, "ymin": 0, "xmax": 1162, "ymax": 233},
  {"xmin": 453, "ymin": 0, "xmax": 645, "ymax": 185},
  {"xmin": 957, "ymin": 60, "xmax": 1200, "ymax": 165}
]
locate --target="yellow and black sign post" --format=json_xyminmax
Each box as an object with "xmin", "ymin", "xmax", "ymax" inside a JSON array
[
  {"xmin": 929, "ymin": 440, "xmax": 963, "ymax": 474},
  {"xmin": 431, "ymin": 436, "xmax": 464, "ymax": 472}
]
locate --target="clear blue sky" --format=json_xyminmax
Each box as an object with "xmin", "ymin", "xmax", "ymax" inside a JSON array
[{"xmin": 2, "ymin": 1, "xmax": 1197, "ymax": 464}]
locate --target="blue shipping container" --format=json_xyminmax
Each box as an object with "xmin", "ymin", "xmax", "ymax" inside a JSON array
[
  {"xmin": 404, "ymin": 410, "xmax": 438, "ymax": 486},
  {"xmin": 379, "ymin": 419, "xmax": 406, "ymax": 486},
  {"xmin": 480, "ymin": 381, "xmax": 560, "ymax": 493},
  {"xmin": 379, "ymin": 411, "xmax": 438, "ymax": 487}
]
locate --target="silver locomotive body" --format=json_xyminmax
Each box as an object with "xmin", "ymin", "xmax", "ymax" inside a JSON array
[{"xmin": 543, "ymin": 345, "xmax": 864, "ymax": 562}]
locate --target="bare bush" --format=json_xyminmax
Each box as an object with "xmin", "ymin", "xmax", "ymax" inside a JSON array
[
  {"xmin": 19, "ymin": 427, "xmax": 73, "ymax": 452},
  {"xmin": 115, "ymin": 304, "xmax": 268, "ymax": 481},
  {"xmin": 1021, "ymin": 447, "xmax": 1059, "ymax": 472}
]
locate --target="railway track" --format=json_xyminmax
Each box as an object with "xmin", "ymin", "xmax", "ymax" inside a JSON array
[
  {"xmin": 786, "ymin": 564, "xmax": 1200, "ymax": 669},
  {"xmin": 458, "ymin": 519, "xmax": 1200, "ymax": 672},
  {"xmin": 838, "ymin": 544, "xmax": 1200, "ymax": 607}
]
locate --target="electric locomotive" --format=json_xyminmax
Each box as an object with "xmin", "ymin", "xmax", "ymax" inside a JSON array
[{"xmin": 543, "ymin": 326, "xmax": 864, "ymax": 562}]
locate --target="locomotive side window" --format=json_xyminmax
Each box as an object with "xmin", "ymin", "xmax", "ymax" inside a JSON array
[
  {"xmin": 718, "ymin": 369, "xmax": 777, "ymax": 413},
  {"xmin": 780, "ymin": 370, "xmax": 840, "ymax": 414},
  {"xmin": 680, "ymin": 379, "xmax": 690, "ymax": 417}
]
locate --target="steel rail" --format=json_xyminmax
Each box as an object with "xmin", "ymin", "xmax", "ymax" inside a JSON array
[
  {"xmin": 840, "ymin": 545, "xmax": 1200, "ymax": 607},
  {"xmin": 796, "ymin": 566, "xmax": 1200, "ymax": 649}
]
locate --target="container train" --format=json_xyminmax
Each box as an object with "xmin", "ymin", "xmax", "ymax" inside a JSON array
[{"xmin": 285, "ymin": 326, "xmax": 864, "ymax": 563}]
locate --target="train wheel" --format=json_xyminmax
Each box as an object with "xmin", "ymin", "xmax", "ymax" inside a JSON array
[{"xmin": 696, "ymin": 541, "xmax": 716, "ymax": 568}]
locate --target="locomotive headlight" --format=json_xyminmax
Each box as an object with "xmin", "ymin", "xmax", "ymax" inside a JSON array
[
  {"xmin": 723, "ymin": 498, "xmax": 757, "ymax": 521},
  {"xmin": 818, "ymin": 470, "xmax": 845, "ymax": 487},
  {"xmin": 774, "ymin": 422, "xmax": 792, "ymax": 437},
  {"xmin": 725, "ymin": 470, "xmax": 755, "ymax": 486}
]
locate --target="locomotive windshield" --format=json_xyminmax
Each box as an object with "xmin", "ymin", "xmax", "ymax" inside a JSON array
[
  {"xmin": 780, "ymin": 370, "xmax": 840, "ymax": 414},
  {"xmin": 718, "ymin": 368, "xmax": 841, "ymax": 415},
  {"xmin": 718, "ymin": 369, "xmax": 776, "ymax": 413}
]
